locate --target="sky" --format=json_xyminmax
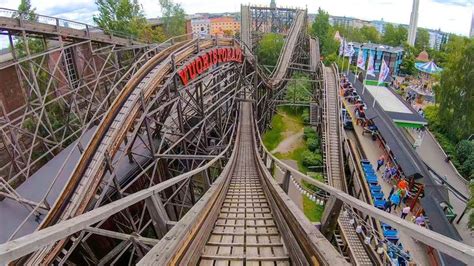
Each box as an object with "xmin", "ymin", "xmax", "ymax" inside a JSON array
[{"xmin": 0, "ymin": 0, "xmax": 472, "ymax": 36}]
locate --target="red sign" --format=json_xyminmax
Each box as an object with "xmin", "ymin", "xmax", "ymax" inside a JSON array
[{"xmin": 178, "ymin": 47, "xmax": 243, "ymax": 86}]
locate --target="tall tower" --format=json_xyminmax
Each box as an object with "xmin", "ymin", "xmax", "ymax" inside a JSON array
[
  {"xmin": 407, "ymin": 0, "xmax": 420, "ymax": 46},
  {"xmin": 470, "ymin": 9, "xmax": 474, "ymax": 38},
  {"xmin": 270, "ymin": 0, "xmax": 276, "ymax": 9}
]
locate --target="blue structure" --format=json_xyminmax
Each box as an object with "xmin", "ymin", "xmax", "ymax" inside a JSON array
[{"xmin": 351, "ymin": 42, "xmax": 404, "ymax": 77}]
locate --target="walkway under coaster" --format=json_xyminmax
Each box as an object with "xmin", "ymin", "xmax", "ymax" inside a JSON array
[{"xmin": 348, "ymin": 73, "xmax": 463, "ymax": 265}]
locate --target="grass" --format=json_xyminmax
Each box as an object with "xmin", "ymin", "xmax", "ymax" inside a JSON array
[
  {"xmin": 263, "ymin": 113, "xmax": 285, "ymax": 151},
  {"xmin": 264, "ymin": 109, "xmax": 325, "ymax": 222},
  {"xmin": 263, "ymin": 107, "xmax": 304, "ymax": 151}
]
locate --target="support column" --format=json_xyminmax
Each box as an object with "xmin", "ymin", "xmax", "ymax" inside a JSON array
[
  {"xmin": 281, "ymin": 170, "xmax": 291, "ymax": 194},
  {"xmin": 145, "ymin": 194, "xmax": 170, "ymax": 239},
  {"xmin": 320, "ymin": 195, "xmax": 343, "ymax": 238}
]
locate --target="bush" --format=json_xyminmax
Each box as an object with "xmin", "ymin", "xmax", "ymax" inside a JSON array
[
  {"xmin": 307, "ymin": 137, "xmax": 320, "ymax": 152},
  {"xmin": 461, "ymin": 154, "xmax": 474, "ymax": 178},
  {"xmin": 456, "ymin": 140, "xmax": 474, "ymax": 164},
  {"xmin": 302, "ymin": 150, "xmax": 322, "ymax": 167},
  {"xmin": 304, "ymin": 126, "xmax": 317, "ymax": 140},
  {"xmin": 302, "ymin": 108, "xmax": 310, "ymax": 124}
]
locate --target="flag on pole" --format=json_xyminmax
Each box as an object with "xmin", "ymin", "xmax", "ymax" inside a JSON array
[
  {"xmin": 343, "ymin": 42, "xmax": 354, "ymax": 57},
  {"xmin": 378, "ymin": 59, "xmax": 390, "ymax": 85},
  {"xmin": 366, "ymin": 51, "xmax": 375, "ymax": 77},
  {"xmin": 356, "ymin": 48, "xmax": 366, "ymax": 70}
]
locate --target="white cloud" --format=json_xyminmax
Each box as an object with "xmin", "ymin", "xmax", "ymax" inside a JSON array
[{"xmin": 0, "ymin": 0, "xmax": 472, "ymax": 35}]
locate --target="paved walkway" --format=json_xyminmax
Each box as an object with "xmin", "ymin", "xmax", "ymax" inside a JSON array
[
  {"xmin": 343, "ymin": 100, "xmax": 431, "ymax": 265},
  {"xmin": 271, "ymin": 130, "xmax": 304, "ymax": 154},
  {"xmin": 415, "ymin": 131, "xmax": 472, "ymax": 245}
]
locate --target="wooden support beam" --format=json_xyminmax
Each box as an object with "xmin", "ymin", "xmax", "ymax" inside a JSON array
[
  {"xmin": 84, "ymin": 227, "xmax": 159, "ymax": 246},
  {"xmin": 145, "ymin": 194, "xmax": 170, "ymax": 239},
  {"xmin": 319, "ymin": 195, "xmax": 343, "ymax": 239},
  {"xmin": 281, "ymin": 170, "xmax": 290, "ymax": 194}
]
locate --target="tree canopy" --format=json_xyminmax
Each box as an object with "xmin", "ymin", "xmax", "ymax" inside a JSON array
[
  {"xmin": 382, "ymin": 24, "xmax": 407, "ymax": 47},
  {"xmin": 93, "ymin": 0, "xmax": 165, "ymax": 42},
  {"xmin": 256, "ymin": 33, "xmax": 284, "ymax": 72},
  {"xmin": 310, "ymin": 8, "xmax": 338, "ymax": 58},
  {"xmin": 15, "ymin": 0, "xmax": 37, "ymax": 21},
  {"xmin": 159, "ymin": 0, "xmax": 186, "ymax": 37},
  {"xmin": 11, "ymin": 0, "xmax": 43, "ymax": 58},
  {"xmin": 415, "ymin": 28, "xmax": 430, "ymax": 51},
  {"xmin": 333, "ymin": 24, "xmax": 380, "ymax": 44},
  {"xmin": 435, "ymin": 36, "xmax": 473, "ymax": 142}
]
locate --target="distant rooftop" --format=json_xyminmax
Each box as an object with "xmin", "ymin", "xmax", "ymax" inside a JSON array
[{"xmin": 351, "ymin": 42, "xmax": 404, "ymax": 53}]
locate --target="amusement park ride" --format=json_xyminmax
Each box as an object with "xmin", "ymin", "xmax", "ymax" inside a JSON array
[{"xmin": 0, "ymin": 4, "xmax": 472, "ymax": 266}]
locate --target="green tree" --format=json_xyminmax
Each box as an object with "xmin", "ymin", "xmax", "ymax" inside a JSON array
[
  {"xmin": 14, "ymin": 0, "xmax": 37, "ymax": 20},
  {"xmin": 159, "ymin": 0, "xmax": 186, "ymax": 37},
  {"xmin": 311, "ymin": 8, "xmax": 338, "ymax": 57},
  {"xmin": 256, "ymin": 33, "xmax": 284, "ymax": 71},
  {"xmin": 285, "ymin": 73, "xmax": 312, "ymax": 103},
  {"xmin": 360, "ymin": 25, "xmax": 380, "ymax": 43},
  {"xmin": 10, "ymin": 0, "xmax": 43, "ymax": 58},
  {"xmin": 415, "ymin": 28, "xmax": 430, "ymax": 51},
  {"xmin": 435, "ymin": 37, "xmax": 473, "ymax": 142},
  {"xmin": 382, "ymin": 24, "xmax": 407, "ymax": 46},
  {"xmin": 400, "ymin": 43, "xmax": 417, "ymax": 75},
  {"xmin": 93, "ymin": 0, "xmax": 146, "ymax": 36}
]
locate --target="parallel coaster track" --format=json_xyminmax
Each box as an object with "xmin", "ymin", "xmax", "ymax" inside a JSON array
[
  {"xmin": 26, "ymin": 37, "xmax": 240, "ymax": 264},
  {"xmin": 322, "ymin": 64, "xmax": 374, "ymax": 265}
]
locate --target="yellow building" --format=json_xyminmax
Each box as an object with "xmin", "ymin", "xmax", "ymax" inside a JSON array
[{"xmin": 210, "ymin": 17, "xmax": 240, "ymax": 36}]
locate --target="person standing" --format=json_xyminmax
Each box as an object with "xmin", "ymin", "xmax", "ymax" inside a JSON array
[
  {"xmin": 401, "ymin": 206, "xmax": 411, "ymax": 219},
  {"xmin": 376, "ymin": 155, "xmax": 385, "ymax": 171},
  {"xmin": 384, "ymin": 199, "xmax": 393, "ymax": 213},
  {"xmin": 390, "ymin": 193, "xmax": 401, "ymax": 211},
  {"xmin": 415, "ymin": 214, "xmax": 425, "ymax": 226}
]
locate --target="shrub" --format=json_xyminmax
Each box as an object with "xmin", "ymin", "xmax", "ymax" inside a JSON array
[
  {"xmin": 307, "ymin": 137, "xmax": 320, "ymax": 152},
  {"xmin": 302, "ymin": 109, "xmax": 310, "ymax": 124},
  {"xmin": 304, "ymin": 126, "xmax": 317, "ymax": 140},
  {"xmin": 302, "ymin": 150, "xmax": 322, "ymax": 167},
  {"xmin": 456, "ymin": 140, "xmax": 474, "ymax": 164},
  {"xmin": 461, "ymin": 154, "xmax": 474, "ymax": 178}
]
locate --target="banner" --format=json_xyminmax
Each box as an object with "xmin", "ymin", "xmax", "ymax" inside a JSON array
[
  {"xmin": 378, "ymin": 59, "xmax": 390, "ymax": 85},
  {"xmin": 343, "ymin": 42, "xmax": 355, "ymax": 57},
  {"xmin": 366, "ymin": 51, "xmax": 375, "ymax": 77},
  {"xmin": 356, "ymin": 48, "xmax": 366, "ymax": 70}
]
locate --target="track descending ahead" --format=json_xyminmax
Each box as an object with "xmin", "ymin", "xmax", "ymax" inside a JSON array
[
  {"xmin": 199, "ymin": 103, "xmax": 289, "ymax": 264},
  {"xmin": 139, "ymin": 103, "xmax": 348, "ymax": 265}
]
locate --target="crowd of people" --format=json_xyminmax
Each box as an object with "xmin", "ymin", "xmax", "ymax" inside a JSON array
[{"xmin": 339, "ymin": 75, "xmax": 429, "ymax": 265}]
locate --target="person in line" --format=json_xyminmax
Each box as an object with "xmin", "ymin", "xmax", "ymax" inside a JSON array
[
  {"xmin": 383, "ymin": 167, "xmax": 392, "ymax": 182},
  {"xmin": 415, "ymin": 214, "xmax": 425, "ymax": 226},
  {"xmin": 384, "ymin": 199, "xmax": 392, "ymax": 213},
  {"xmin": 388, "ymin": 185, "xmax": 397, "ymax": 199},
  {"xmin": 376, "ymin": 155, "xmax": 385, "ymax": 171},
  {"xmin": 401, "ymin": 206, "xmax": 411, "ymax": 219},
  {"xmin": 390, "ymin": 192, "xmax": 401, "ymax": 212},
  {"xmin": 398, "ymin": 178, "xmax": 408, "ymax": 190}
]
